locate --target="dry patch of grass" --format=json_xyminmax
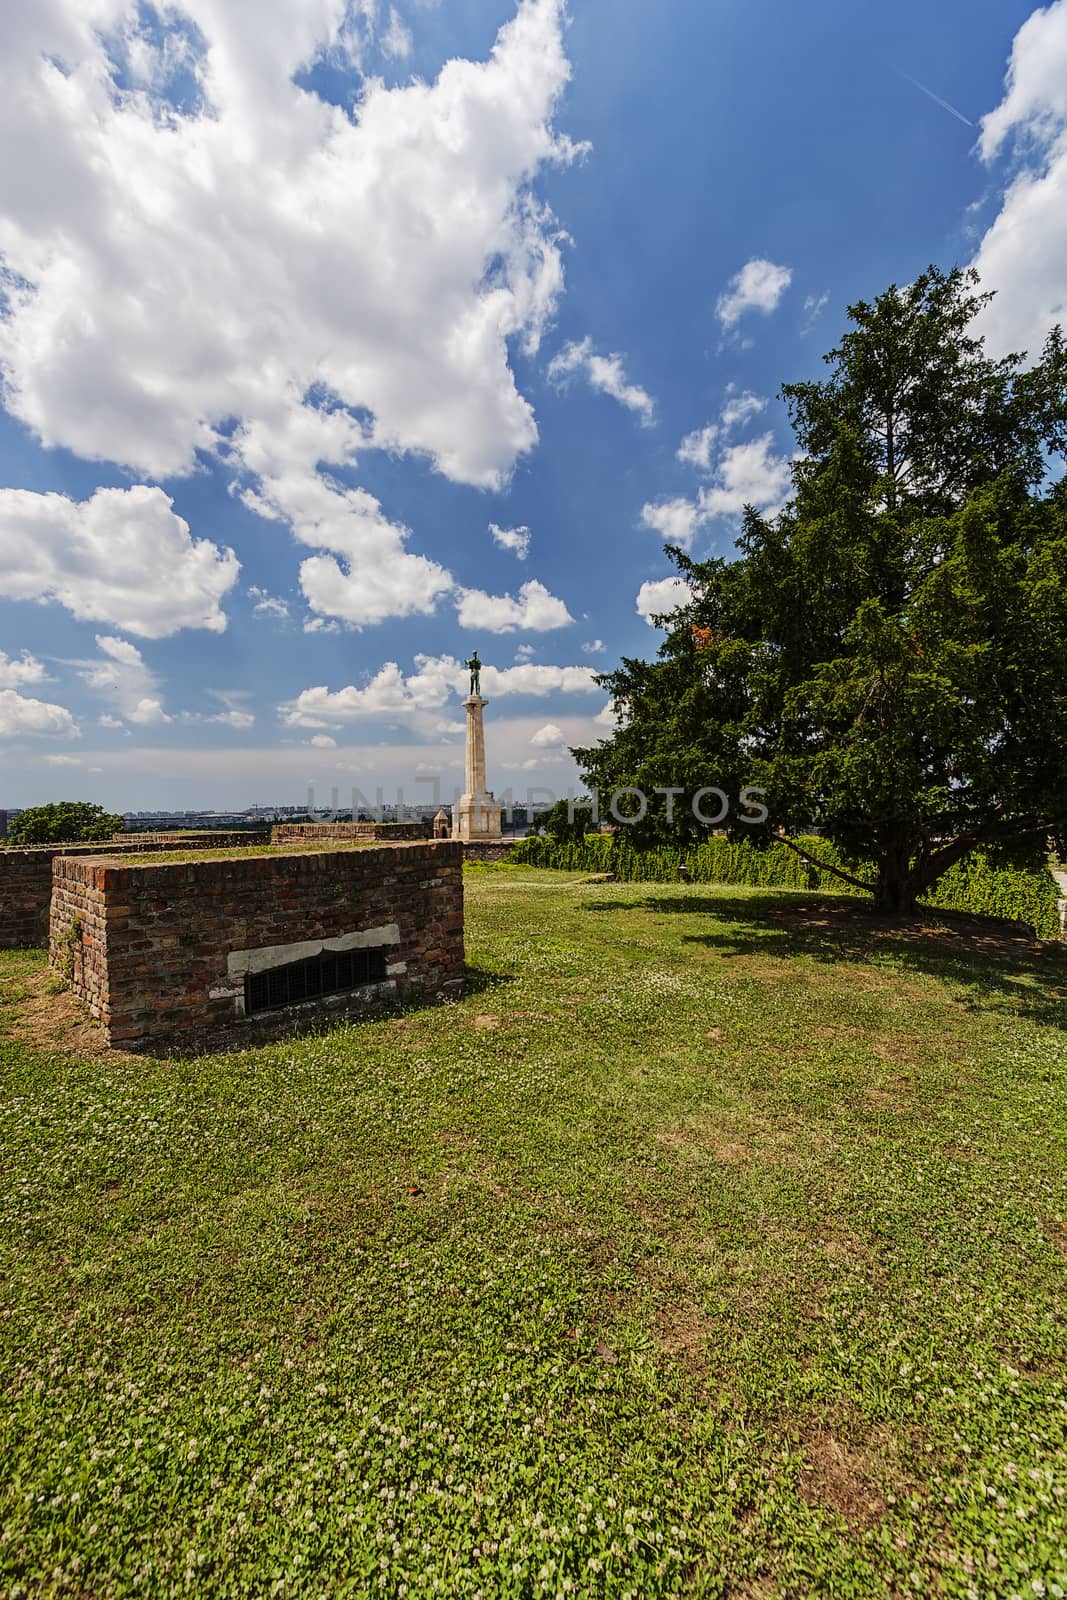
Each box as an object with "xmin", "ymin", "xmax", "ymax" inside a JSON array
[
  {"xmin": 652, "ymin": 1303, "xmax": 717, "ymax": 1366},
  {"xmin": 797, "ymin": 1427, "xmax": 892, "ymax": 1527},
  {"xmin": 1, "ymin": 962, "xmax": 115, "ymax": 1057}
]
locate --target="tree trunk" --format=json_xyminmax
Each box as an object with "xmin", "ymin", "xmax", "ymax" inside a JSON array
[{"xmin": 874, "ymin": 845, "xmax": 919, "ymax": 913}]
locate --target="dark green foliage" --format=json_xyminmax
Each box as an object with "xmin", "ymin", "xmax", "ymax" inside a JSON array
[
  {"xmin": 531, "ymin": 797, "xmax": 599, "ymax": 844},
  {"xmin": 575, "ymin": 268, "xmax": 1067, "ymax": 913},
  {"xmin": 7, "ymin": 801, "xmax": 124, "ymax": 845},
  {"xmin": 512, "ymin": 831, "xmax": 860, "ymax": 889},
  {"xmin": 920, "ymin": 851, "xmax": 1064, "ymax": 934},
  {"xmin": 510, "ymin": 833, "xmax": 1063, "ymax": 937}
]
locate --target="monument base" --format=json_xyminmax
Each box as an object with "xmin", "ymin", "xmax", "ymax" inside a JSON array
[{"xmin": 452, "ymin": 792, "xmax": 502, "ymax": 843}]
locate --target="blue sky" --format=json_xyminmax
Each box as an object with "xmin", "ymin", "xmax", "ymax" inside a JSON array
[{"xmin": 1, "ymin": 0, "xmax": 1064, "ymax": 811}]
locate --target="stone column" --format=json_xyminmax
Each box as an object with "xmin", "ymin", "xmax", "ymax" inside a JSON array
[
  {"xmin": 465, "ymin": 695, "xmax": 487, "ymax": 795},
  {"xmin": 452, "ymin": 695, "xmax": 502, "ymax": 841}
]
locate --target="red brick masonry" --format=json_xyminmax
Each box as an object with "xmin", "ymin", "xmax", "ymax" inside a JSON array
[
  {"xmin": 0, "ymin": 834, "xmax": 262, "ymax": 949},
  {"xmin": 49, "ymin": 841, "xmax": 465, "ymax": 1047}
]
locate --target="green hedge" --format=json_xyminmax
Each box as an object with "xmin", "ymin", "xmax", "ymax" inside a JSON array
[
  {"xmin": 509, "ymin": 834, "xmax": 1063, "ymax": 938},
  {"xmin": 510, "ymin": 833, "xmax": 869, "ymax": 891},
  {"xmin": 922, "ymin": 852, "xmax": 1062, "ymax": 937}
]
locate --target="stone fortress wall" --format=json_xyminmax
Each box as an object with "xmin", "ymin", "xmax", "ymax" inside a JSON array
[
  {"xmin": 0, "ymin": 833, "xmax": 263, "ymax": 949},
  {"xmin": 49, "ymin": 840, "xmax": 464, "ymax": 1047}
]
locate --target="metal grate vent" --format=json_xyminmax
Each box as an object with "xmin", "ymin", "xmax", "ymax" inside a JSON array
[{"xmin": 244, "ymin": 945, "xmax": 389, "ymax": 1015}]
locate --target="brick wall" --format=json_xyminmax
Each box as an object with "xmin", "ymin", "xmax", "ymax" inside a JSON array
[
  {"xmin": 49, "ymin": 841, "xmax": 464, "ymax": 1046},
  {"xmin": 49, "ymin": 857, "xmax": 112, "ymax": 1024},
  {"xmin": 270, "ymin": 822, "xmax": 430, "ymax": 844},
  {"xmin": 0, "ymin": 834, "xmax": 263, "ymax": 948},
  {"xmin": 462, "ymin": 841, "xmax": 517, "ymax": 863}
]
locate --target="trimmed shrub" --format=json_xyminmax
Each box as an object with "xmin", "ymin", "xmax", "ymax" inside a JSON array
[{"xmin": 925, "ymin": 853, "xmax": 1062, "ymax": 937}]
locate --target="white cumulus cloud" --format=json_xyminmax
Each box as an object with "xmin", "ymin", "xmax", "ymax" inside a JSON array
[
  {"xmin": 640, "ymin": 496, "xmax": 706, "ymax": 549},
  {"xmin": 715, "ymin": 258, "xmax": 792, "ymax": 328},
  {"xmin": 698, "ymin": 435, "xmax": 792, "ymax": 519},
  {"xmin": 282, "ymin": 658, "xmax": 460, "ymax": 727},
  {"xmin": 454, "ymin": 579, "xmax": 573, "ymax": 633},
  {"xmin": 247, "ymin": 476, "xmax": 452, "ymax": 628},
  {"xmin": 646, "ymin": 392, "xmax": 791, "ymax": 547},
  {"xmin": 676, "ymin": 425, "xmax": 719, "ymax": 472},
  {"xmin": 636, "ymin": 577, "xmax": 691, "ymax": 626},
  {"xmin": 249, "ymin": 588, "xmax": 290, "ymax": 621},
  {"xmin": 0, "ymin": 486, "xmax": 238, "ymax": 638},
  {"xmin": 530, "ymin": 721, "xmax": 563, "ymax": 747},
  {"xmin": 978, "ymin": 1, "xmax": 1067, "ymax": 159},
  {"xmin": 720, "ymin": 390, "xmax": 768, "ymax": 430},
  {"xmin": 0, "ymin": 0, "xmax": 585, "ymax": 625},
  {"xmin": 75, "ymin": 635, "xmax": 172, "ymax": 725},
  {"xmin": 280, "ymin": 652, "xmax": 598, "ymax": 727},
  {"xmin": 547, "ymin": 337, "xmax": 654, "ymax": 423},
  {"xmin": 0, "ymin": 650, "xmax": 48, "ymax": 689},
  {"xmin": 203, "ymin": 690, "xmax": 255, "ymax": 729},
  {"xmin": 594, "ymin": 699, "xmax": 624, "ymax": 727},
  {"xmin": 971, "ymin": 0, "xmax": 1067, "ymax": 357},
  {"xmin": 676, "ymin": 392, "xmax": 764, "ymax": 469},
  {"xmin": 208, "ymin": 709, "xmax": 256, "ymax": 729},
  {"xmin": 0, "ymin": 689, "xmax": 79, "ymax": 740},
  {"xmin": 489, "ymin": 522, "xmax": 531, "ymax": 559},
  {"xmin": 484, "ymin": 660, "xmax": 598, "ymax": 696}
]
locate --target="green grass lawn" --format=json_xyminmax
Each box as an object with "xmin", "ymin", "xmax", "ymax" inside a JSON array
[{"xmin": 1, "ymin": 870, "xmax": 1065, "ymax": 1598}]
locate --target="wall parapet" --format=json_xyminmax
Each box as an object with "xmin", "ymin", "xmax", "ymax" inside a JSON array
[{"xmin": 0, "ymin": 833, "xmax": 264, "ymax": 948}]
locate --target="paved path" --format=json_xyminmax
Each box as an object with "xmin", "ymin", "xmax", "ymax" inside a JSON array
[{"xmin": 1054, "ymin": 869, "xmax": 1067, "ymax": 896}]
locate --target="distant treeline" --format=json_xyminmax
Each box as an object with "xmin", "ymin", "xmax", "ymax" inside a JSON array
[{"xmin": 509, "ymin": 834, "xmax": 1062, "ymax": 939}]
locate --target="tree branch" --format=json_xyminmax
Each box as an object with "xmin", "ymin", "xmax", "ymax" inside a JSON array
[
  {"xmin": 778, "ymin": 834, "xmax": 876, "ymax": 893},
  {"xmin": 913, "ymin": 809, "xmax": 1052, "ymax": 895}
]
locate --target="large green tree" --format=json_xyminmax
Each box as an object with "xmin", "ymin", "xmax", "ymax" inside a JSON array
[
  {"xmin": 7, "ymin": 801, "xmax": 124, "ymax": 846},
  {"xmin": 576, "ymin": 268, "xmax": 1067, "ymax": 912}
]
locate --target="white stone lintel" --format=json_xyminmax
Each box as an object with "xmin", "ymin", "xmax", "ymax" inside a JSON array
[{"xmin": 226, "ymin": 922, "xmax": 401, "ymax": 978}]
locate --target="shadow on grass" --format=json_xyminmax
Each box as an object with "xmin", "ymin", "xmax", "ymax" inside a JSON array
[
  {"xmin": 135, "ymin": 966, "xmax": 519, "ymax": 1059},
  {"xmin": 582, "ymin": 889, "xmax": 1067, "ymax": 1027},
  {"xmin": 4, "ymin": 958, "xmax": 516, "ymax": 1062},
  {"xmin": 462, "ymin": 965, "xmax": 517, "ymax": 998}
]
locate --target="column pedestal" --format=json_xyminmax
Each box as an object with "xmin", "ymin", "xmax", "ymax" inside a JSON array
[{"xmin": 452, "ymin": 695, "xmax": 502, "ymax": 842}]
